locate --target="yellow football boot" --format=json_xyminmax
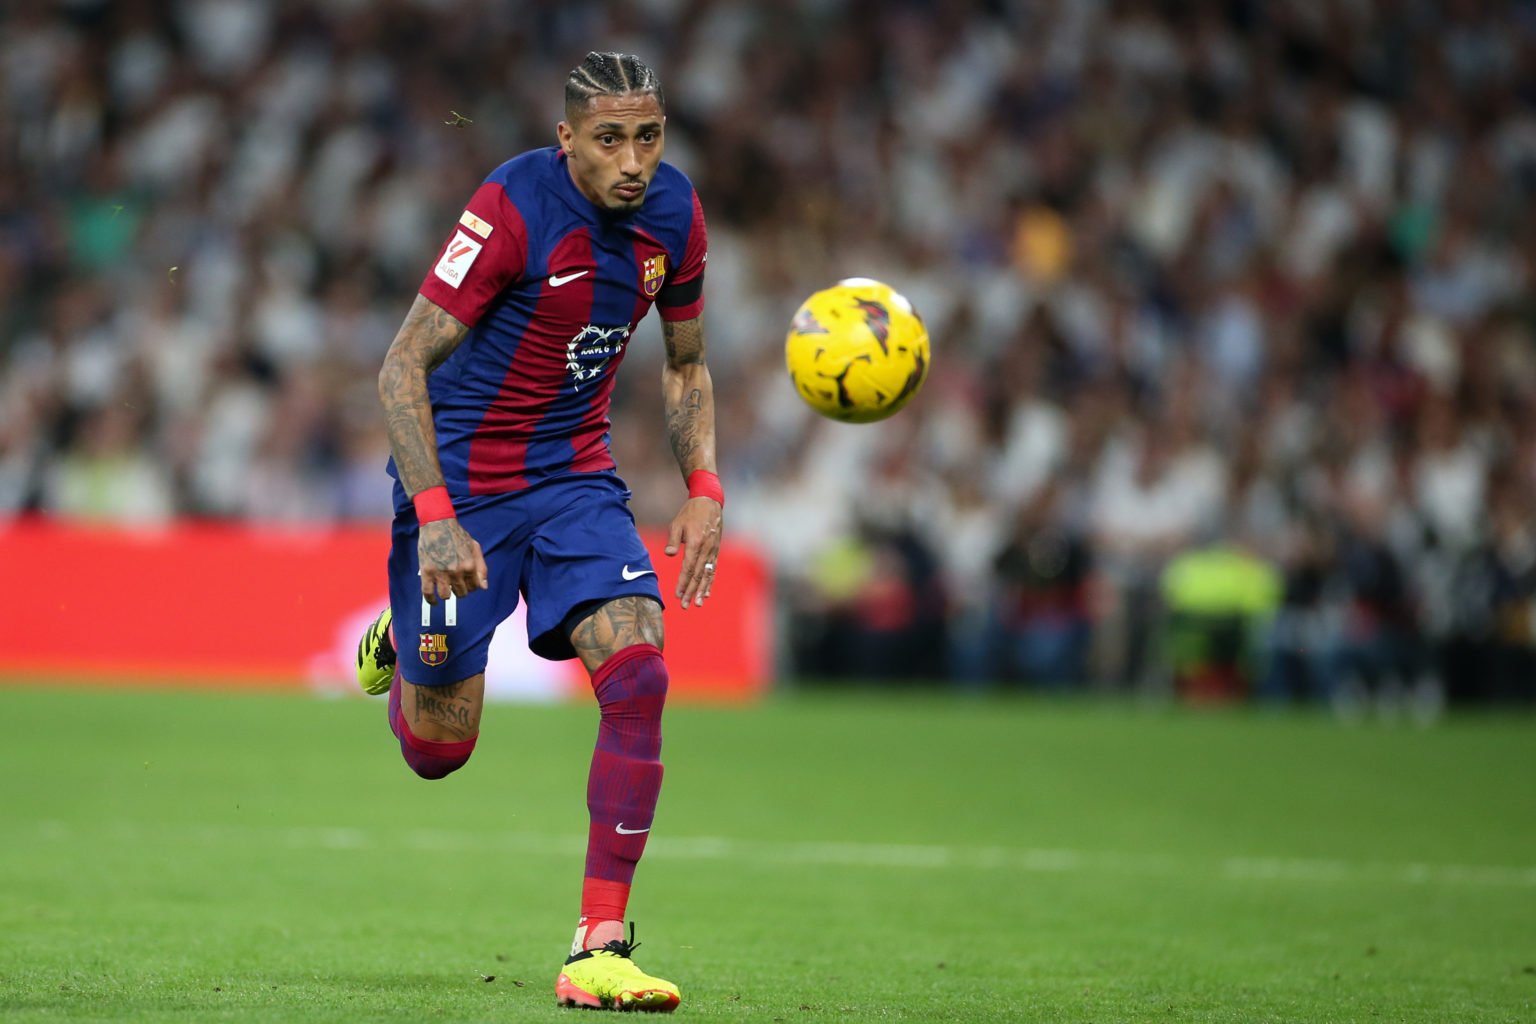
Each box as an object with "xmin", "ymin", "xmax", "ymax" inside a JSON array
[
  {"xmin": 355, "ymin": 606, "xmax": 396, "ymax": 696},
  {"xmin": 556, "ymin": 926, "xmax": 680, "ymax": 1012}
]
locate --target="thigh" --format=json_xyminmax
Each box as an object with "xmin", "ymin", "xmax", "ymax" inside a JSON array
[
  {"xmin": 399, "ymin": 672, "xmax": 486, "ymax": 742},
  {"xmin": 522, "ymin": 476, "xmax": 665, "ymax": 661},
  {"xmin": 568, "ymin": 596, "xmax": 665, "ymax": 676},
  {"xmin": 388, "ymin": 497, "xmax": 529, "ymax": 686}
]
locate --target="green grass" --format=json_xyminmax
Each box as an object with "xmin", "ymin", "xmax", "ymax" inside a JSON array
[{"xmin": 1, "ymin": 685, "xmax": 1533, "ymax": 1023}]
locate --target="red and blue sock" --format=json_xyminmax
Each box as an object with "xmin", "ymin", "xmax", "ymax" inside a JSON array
[{"xmin": 577, "ymin": 643, "xmax": 668, "ymax": 945}]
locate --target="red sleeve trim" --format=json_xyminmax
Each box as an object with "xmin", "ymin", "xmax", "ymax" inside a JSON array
[{"xmin": 658, "ymin": 296, "xmax": 706, "ymax": 322}]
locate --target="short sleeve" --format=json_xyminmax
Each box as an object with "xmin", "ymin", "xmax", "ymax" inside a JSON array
[
  {"xmin": 418, "ymin": 181, "xmax": 528, "ymax": 327},
  {"xmin": 656, "ymin": 190, "xmax": 707, "ymax": 322}
]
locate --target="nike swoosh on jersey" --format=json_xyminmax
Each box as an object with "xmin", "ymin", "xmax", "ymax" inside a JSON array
[
  {"xmin": 615, "ymin": 823, "xmax": 650, "ymax": 835},
  {"xmin": 621, "ymin": 565, "xmax": 655, "ymax": 581},
  {"xmin": 548, "ymin": 270, "xmax": 590, "ymax": 286}
]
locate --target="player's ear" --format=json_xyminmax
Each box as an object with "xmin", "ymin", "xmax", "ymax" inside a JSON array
[{"xmin": 556, "ymin": 120, "xmax": 574, "ymax": 155}]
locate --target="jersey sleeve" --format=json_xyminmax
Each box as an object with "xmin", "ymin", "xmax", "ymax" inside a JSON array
[
  {"xmin": 417, "ymin": 181, "xmax": 528, "ymax": 326},
  {"xmin": 656, "ymin": 189, "xmax": 707, "ymax": 322}
]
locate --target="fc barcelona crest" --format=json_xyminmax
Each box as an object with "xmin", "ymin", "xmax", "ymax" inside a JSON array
[
  {"xmin": 642, "ymin": 254, "xmax": 667, "ymax": 297},
  {"xmin": 419, "ymin": 633, "xmax": 449, "ymax": 666}
]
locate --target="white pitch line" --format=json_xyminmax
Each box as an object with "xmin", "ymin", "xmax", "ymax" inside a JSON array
[
  {"xmin": 1222, "ymin": 855, "xmax": 1536, "ymax": 888},
  {"xmin": 22, "ymin": 820, "xmax": 1536, "ymax": 889}
]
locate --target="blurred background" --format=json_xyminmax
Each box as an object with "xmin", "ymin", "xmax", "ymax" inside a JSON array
[{"xmin": 3, "ymin": 0, "xmax": 1535, "ymax": 712}]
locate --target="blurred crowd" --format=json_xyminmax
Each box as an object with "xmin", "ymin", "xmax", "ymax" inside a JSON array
[{"xmin": 3, "ymin": 0, "xmax": 1536, "ymax": 706}]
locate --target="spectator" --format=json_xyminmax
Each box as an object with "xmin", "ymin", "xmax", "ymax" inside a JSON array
[
  {"xmin": 990, "ymin": 479, "xmax": 1093, "ymax": 690},
  {"xmin": 1, "ymin": 0, "xmax": 1533, "ymax": 703}
]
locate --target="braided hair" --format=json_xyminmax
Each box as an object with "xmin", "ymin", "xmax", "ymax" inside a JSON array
[{"xmin": 564, "ymin": 52, "xmax": 665, "ymax": 122}]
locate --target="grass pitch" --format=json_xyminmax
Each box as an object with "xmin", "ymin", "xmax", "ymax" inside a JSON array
[{"xmin": 0, "ymin": 685, "xmax": 1533, "ymax": 1023}]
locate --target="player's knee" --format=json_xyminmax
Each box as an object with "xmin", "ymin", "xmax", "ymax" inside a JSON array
[
  {"xmin": 406, "ymin": 749, "xmax": 473, "ymax": 780},
  {"xmin": 398, "ymin": 725, "xmax": 478, "ymax": 780},
  {"xmin": 593, "ymin": 643, "xmax": 670, "ymax": 706},
  {"xmin": 391, "ymin": 674, "xmax": 485, "ymax": 779},
  {"xmin": 618, "ymin": 645, "xmax": 669, "ymax": 703},
  {"xmin": 591, "ymin": 645, "xmax": 667, "ymax": 763}
]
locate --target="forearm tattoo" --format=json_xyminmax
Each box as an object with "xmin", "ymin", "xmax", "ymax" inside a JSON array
[
  {"xmin": 661, "ymin": 317, "xmax": 716, "ymax": 476},
  {"xmin": 378, "ymin": 295, "xmax": 470, "ymax": 495},
  {"xmin": 570, "ymin": 596, "xmax": 666, "ymax": 674},
  {"xmin": 666, "ymin": 387, "xmax": 705, "ymax": 466}
]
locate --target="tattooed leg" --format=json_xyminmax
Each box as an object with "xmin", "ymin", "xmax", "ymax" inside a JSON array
[
  {"xmin": 569, "ymin": 596, "xmax": 666, "ymax": 675},
  {"xmin": 400, "ymin": 673, "xmax": 486, "ymax": 742}
]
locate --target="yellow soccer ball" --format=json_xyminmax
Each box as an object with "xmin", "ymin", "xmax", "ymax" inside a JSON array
[{"xmin": 784, "ymin": 278, "xmax": 930, "ymax": 424}]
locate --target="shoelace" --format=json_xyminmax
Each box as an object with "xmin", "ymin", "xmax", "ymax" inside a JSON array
[
  {"xmin": 372, "ymin": 619, "xmax": 397, "ymax": 666},
  {"xmin": 596, "ymin": 922, "xmax": 641, "ymax": 959}
]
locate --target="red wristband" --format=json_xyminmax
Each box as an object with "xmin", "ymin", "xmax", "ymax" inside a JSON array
[
  {"xmin": 687, "ymin": 469, "xmax": 724, "ymax": 507},
  {"xmin": 412, "ymin": 485, "xmax": 456, "ymax": 524}
]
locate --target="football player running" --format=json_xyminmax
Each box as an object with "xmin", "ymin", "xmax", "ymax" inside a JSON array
[{"xmin": 356, "ymin": 51, "xmax": 721, "ymax": 1012}]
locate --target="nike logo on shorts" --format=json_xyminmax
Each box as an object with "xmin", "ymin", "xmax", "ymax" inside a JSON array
[
  {"xmin": 548, "ymin": 270, "xmax": 589, "ymax": 287},
  {"xmin": 621, "ymin": 565, "xmax": 655, "ymax": 581},
  {"xmin": 615, "ymin": 823, "xmax": 650, "ymax": 835}
]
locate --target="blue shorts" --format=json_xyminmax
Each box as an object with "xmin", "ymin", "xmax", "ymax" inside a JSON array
[{"xmin": 388, "ymin": 473, "xmax": 663, "ymax": 685}]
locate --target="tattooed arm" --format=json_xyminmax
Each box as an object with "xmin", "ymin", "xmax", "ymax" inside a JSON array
[
  {"xmin": 660, "ymin": 315, "xmax": 722, "ymax": 608},
  {"xmin": 378, "ymin": 294, "xmax": 488, "ymax": 603},
  {"xmin": 661, "ymin": 316, "xmax": 717, "ymax": 476}
]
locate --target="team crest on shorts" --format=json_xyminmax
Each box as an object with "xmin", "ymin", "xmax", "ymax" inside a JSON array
[
  {"xmin": 419, "ymin": 633, "xmax": 449, "ymax": 666},
  {"xmin": 642, "ymin": 254, "xmax": 667, "ymax": 297}
]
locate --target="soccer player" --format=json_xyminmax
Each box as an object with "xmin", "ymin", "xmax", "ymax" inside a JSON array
[{"xmin": 354, "ymin": 52, "xmax": 721, "ymax": 1013}]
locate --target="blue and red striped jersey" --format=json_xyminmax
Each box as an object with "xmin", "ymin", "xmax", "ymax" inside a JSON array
[{"xmin": 395, "ymin": 147, "xmax": 707, "ymax": 499}]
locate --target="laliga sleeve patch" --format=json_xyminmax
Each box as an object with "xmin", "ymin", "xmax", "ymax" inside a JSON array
[{"xmin": 433, "ymin": 230, "xmax": 483, "ymax": 289}]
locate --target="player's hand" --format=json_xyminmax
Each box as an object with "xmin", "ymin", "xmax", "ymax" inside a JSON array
[
  {"xmin": 418, "ymin": 519, "xmax": 489, "ymax": 603},
  {"xmin": 665, "ymin": 496, "xmax": 722, "ymax": 609}
]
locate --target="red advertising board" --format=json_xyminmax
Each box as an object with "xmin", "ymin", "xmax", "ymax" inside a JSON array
[{"xmin": 0, "ymin": 518, "xmax": 773, "ymax": 701}]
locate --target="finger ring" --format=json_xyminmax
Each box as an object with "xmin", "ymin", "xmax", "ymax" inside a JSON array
[{"xmin": 704, "ymin": 562, "xmax": 715, "ymax": 571}]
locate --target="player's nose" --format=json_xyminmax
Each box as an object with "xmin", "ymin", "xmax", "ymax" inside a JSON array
[{"xmin": 618, "ymin": 142, "xmax": 642, "ymax": 176}]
